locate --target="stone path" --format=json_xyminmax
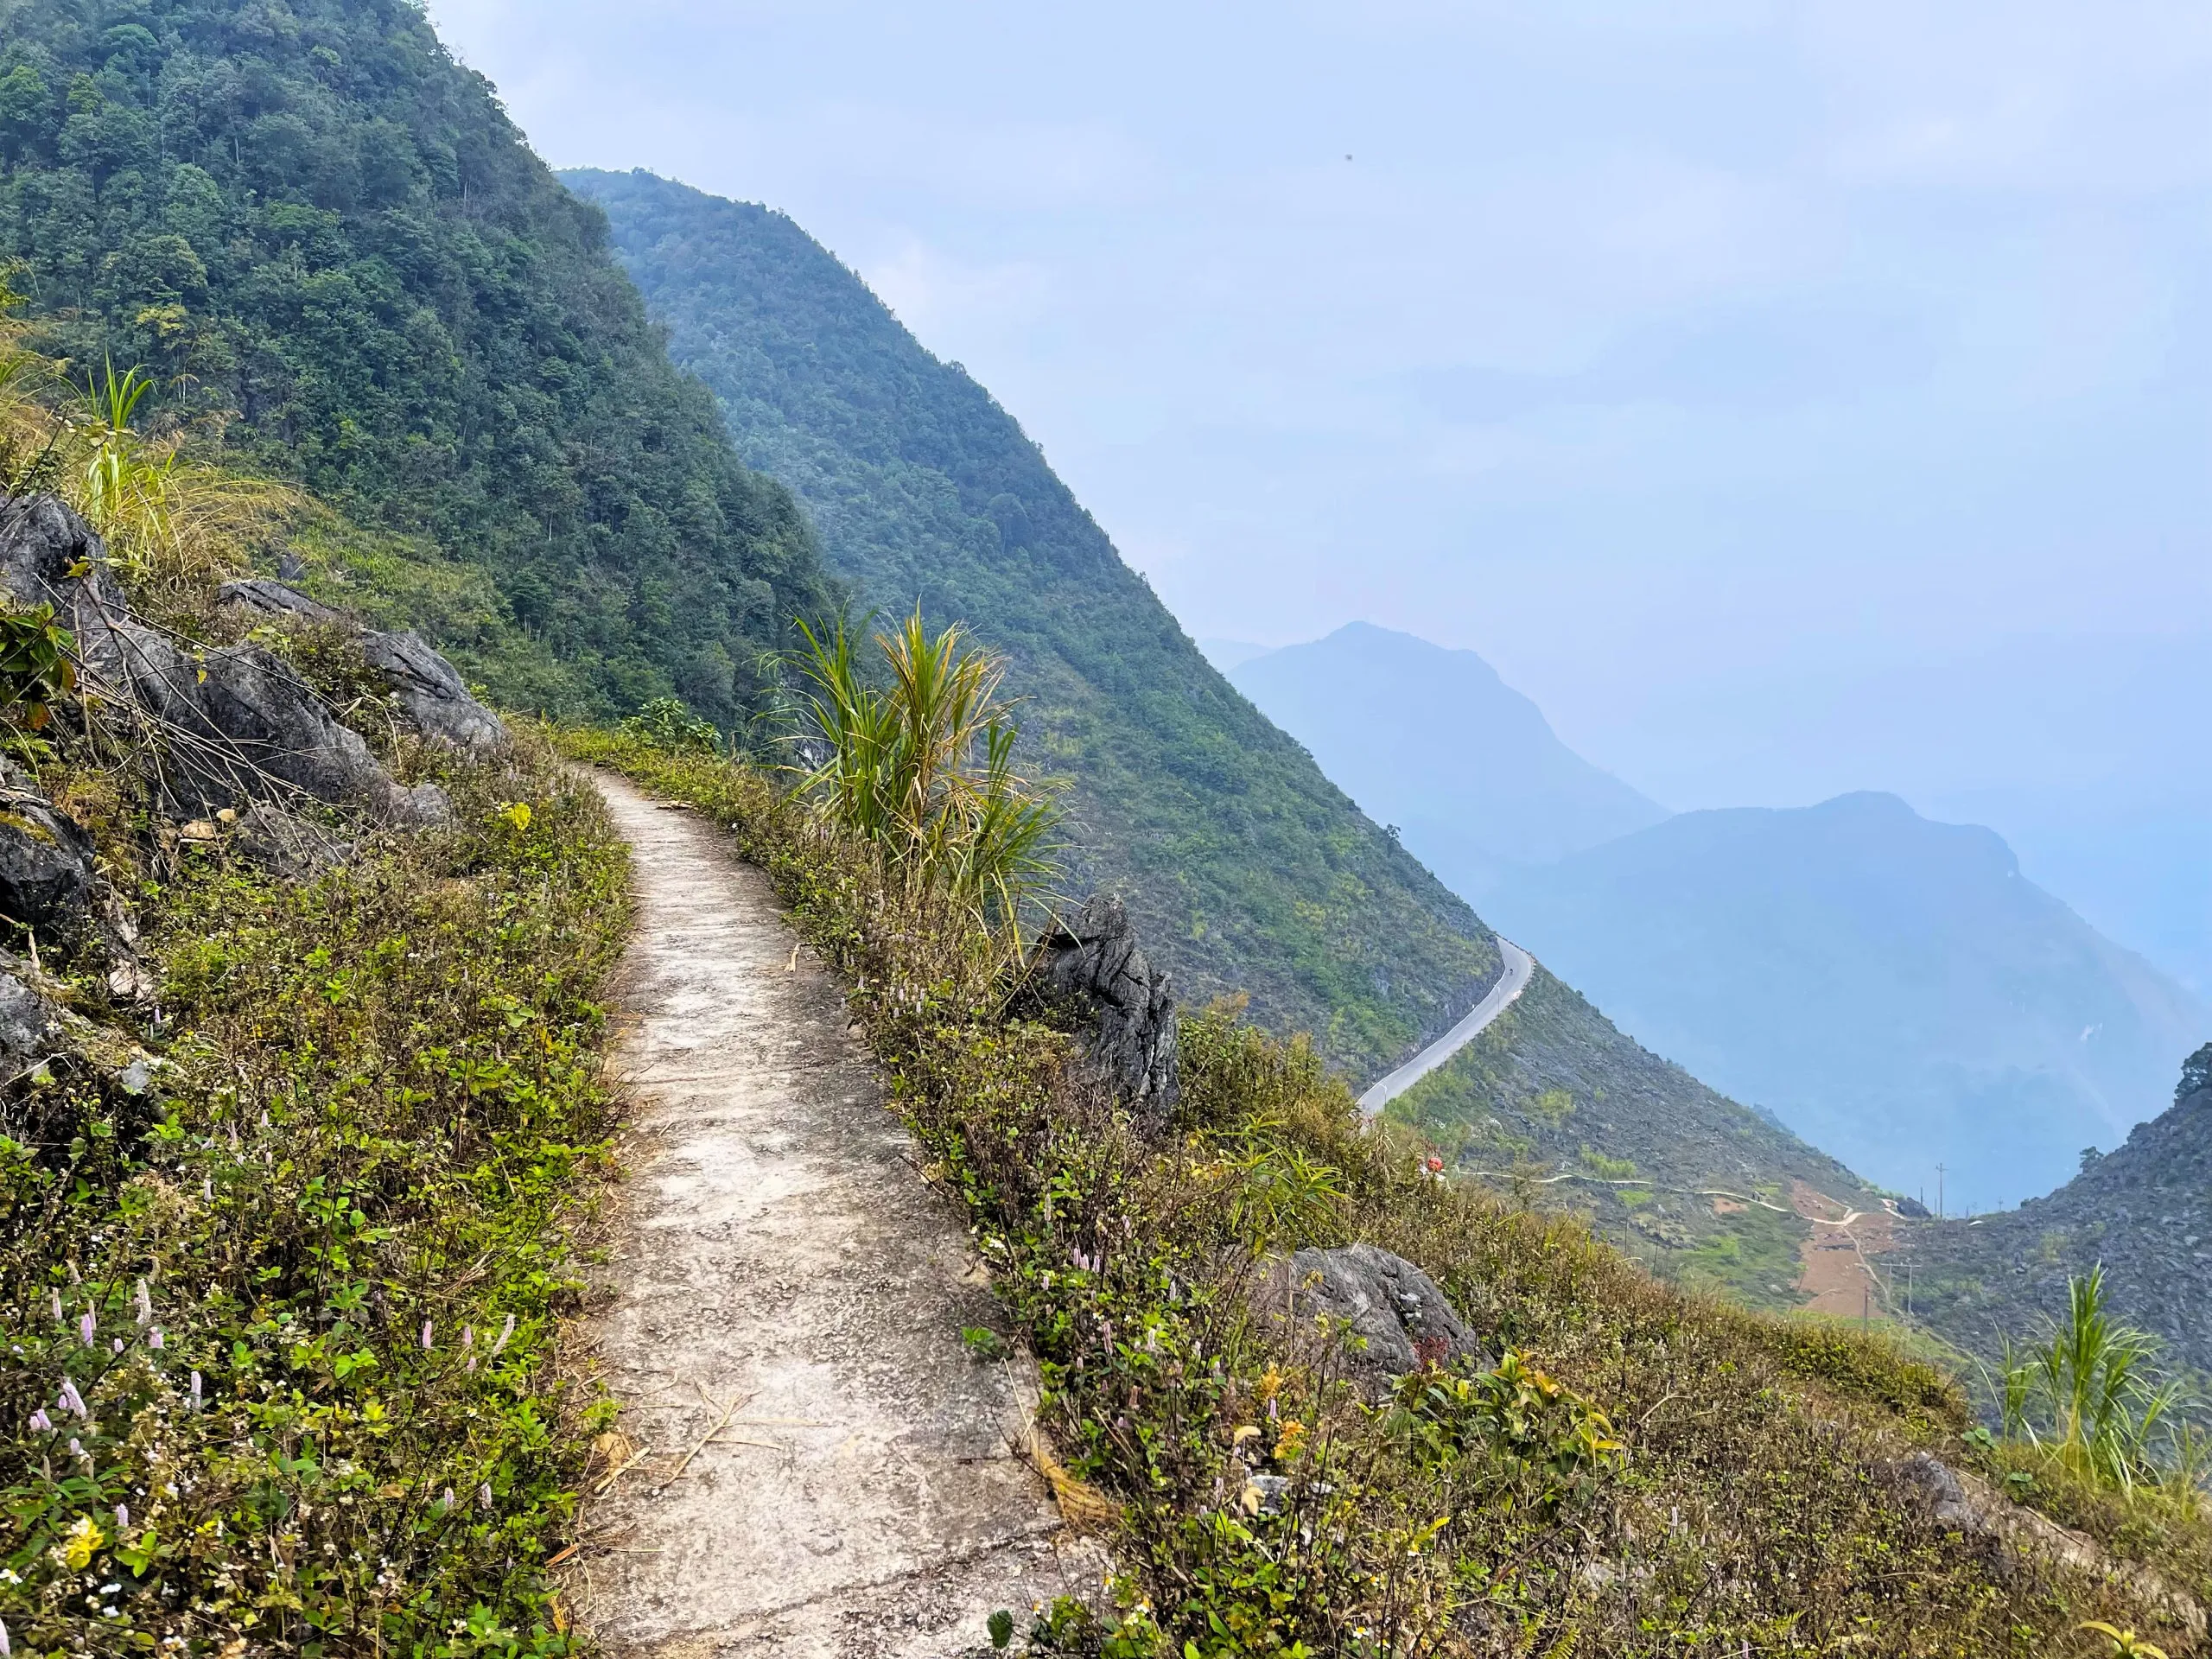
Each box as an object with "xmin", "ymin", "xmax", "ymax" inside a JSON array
[{"xmin": 566, "ymin": 773, "xmax": 1102, "ymax": 1656}]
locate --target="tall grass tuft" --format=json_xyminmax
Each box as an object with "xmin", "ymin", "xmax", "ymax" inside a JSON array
[
  {"xmin": 0, "ymin": 325, "xmax": 300, "ymax": 624},
  {"xmin": 61, "ymin": 360, "xmax": 302, "ymax": 622},
  {"xmin": 790, "ymin": 609, "xmax": 1058, "ymax": 944},
  {"xmin": 2000, "ymin": 1267, "xmax": 2191, "ymax": 1497}
]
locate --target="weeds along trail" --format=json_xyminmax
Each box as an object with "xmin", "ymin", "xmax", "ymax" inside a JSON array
[{"xmin": 567, "ymin": 772, "xmax": 1100, "ymax": 1653}]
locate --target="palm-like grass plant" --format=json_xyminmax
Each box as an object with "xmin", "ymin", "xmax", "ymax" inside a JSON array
[
  {"xmin": 2001, "ymin": 1267, "xmax": 2189, "ymax": 1497},
  {"xmin": 790, "ymin": 610, "xmax": 1058, "ymax": 942}
]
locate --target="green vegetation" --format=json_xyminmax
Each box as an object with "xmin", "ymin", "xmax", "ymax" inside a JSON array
[
  {"xmin": 1387, "ymin": 965, "xmax": 1878, "ymax": 1308},
  {"xmin": 1995, "ymin": 1269, "xmax": 2194, "ymax": 1497},
  {"xmin": 0, "ymin": 550, "xmax": 625, "ymax": 1651},
  {"xmin": 0, "ymin": 0, "xmax": 835, "ymax": 724},
  {"xmin": 565, "ymin": 726, "xmax": 2209, "ymax": 1655},
  {"xmin": 0, "ymin": 741, "xmax": 622, "ymax": 1655},
  {"xmin": 561, "ymin": 167, "xmax": 1497, "ymax": 1077},
  {"xmin": 790, "ymin": 611, "xmax": 1057, "ymax": 944},
  {"xmin": 0, "ymin": 289, "xmax": 625, "ymax": 1648}
]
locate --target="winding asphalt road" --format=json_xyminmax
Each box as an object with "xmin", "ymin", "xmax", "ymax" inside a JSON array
[{"xmin": 1358, "ymin": 938, "xmax": 1536, "ymax": 1116}]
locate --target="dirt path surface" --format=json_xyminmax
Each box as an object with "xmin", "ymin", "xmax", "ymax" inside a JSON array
[
  {"xmin": 1790, "ymin": 1179, "xmax": 1899, "ymax": 1319},
  {"xmin": 569, "ymin": 774, "xmax": 1102, "ymax": 1656},
  {"xmin": 1359, "ymin": 938, "xmax": 1536, "ymax": 1115}
]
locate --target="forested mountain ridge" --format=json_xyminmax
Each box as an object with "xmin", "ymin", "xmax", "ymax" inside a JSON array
[
  {"xmin": 564, "ymin": 166, "xmax": 1500, "ymax": 1073},
  {"xmin": 0, "ymin": 0, "xmax": 835, "ymax": 722}
]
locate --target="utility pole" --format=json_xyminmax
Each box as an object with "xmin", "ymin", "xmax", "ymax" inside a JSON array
[{"xmin": 1936, "ymin": 1163, "xmax": 1945, "ymax": 1221}]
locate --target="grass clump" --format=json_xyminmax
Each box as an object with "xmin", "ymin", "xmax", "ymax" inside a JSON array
[
  {"xmin": 0, "ymin": 326, "xmax": 299, "ymax": 630},
  {"xmin": 565, "ymin": 724, "xmax": 2212, "ymax": 1656}
]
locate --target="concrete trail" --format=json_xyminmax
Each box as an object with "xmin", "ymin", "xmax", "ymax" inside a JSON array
[
  {"xmin": 569, "ymin": 773, "xmax": 1101, "ymax": 1657},
  {"xmin": 1358, "ymin": 938, "xmax": 1536, "ymax": 1116}
]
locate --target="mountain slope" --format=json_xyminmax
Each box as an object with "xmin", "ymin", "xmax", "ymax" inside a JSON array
[
  {"xmin": 0, "ymin": 0, "xmax": 833, "ymax": 722},
  {"xmin": 1230, "ymin": 622, "xmax": 1669, "ymax": 897},
  {"xmin": 1387, "ymin": 963, "xmax": 1885, "ymax": 1311},
  {"xmin": 1904, "ymin": 1044, "xmax": 2212, "ymax": 1382},
  {"xmin": 562, "ymin": 167, "xmax": 1498, "ymax": 1073},
  {"xmin": 1481, "ymin": 791, "xmax": 2209, "ymax": 1205}
]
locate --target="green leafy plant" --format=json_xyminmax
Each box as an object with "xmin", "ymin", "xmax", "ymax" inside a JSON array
[
  {"xmin": 0, "ymin": 602, "xmax": 75, "ymax": 747},
  {"xmin": 54, "ymin": 360, "xmax": 301, "ymax": 620},
  {"xmin": 621, "ymin": 695, "xmax": 722, "ymax": 754},
  {"xmin": 790, "ymin": 610, "xmax": 1057, "ymax": 939},
  {"xmin": 2080, "ymin": 1621, "xmax": 2170, "ymax": 1658},
  {"xmin": 1999, "ymin": 1268, "xmax": 2184, "ymax": 1495},
  {"xmin": 1384, "ymin": 1349, "xmax": 1625, "ymax": 1506}
]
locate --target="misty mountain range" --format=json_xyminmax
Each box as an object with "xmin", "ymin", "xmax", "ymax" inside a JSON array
[{"xmin": 1227, "ymin": 624, "xmax": 2209, "ymax": 1207}]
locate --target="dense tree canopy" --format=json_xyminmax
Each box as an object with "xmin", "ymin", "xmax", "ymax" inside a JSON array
[{"xmin": 0, "ymin": 0, "xmax": 836, "ymax": 721}]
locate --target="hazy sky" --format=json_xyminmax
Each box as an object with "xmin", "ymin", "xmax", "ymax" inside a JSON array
[{"xmin": 430, "ymin": 1, "xmax": 2212, "ymax": 971}]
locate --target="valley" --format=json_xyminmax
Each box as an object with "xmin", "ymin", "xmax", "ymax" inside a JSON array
[{"xmin": 1236, "ymin": 623, "xmax": 2209, "ymax": 1214}]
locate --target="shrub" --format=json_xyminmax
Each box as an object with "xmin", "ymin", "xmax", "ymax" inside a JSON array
[
  {"xmin": 619, "ymin": 696, "xmax": 721, "ymax": 755},
  {"xmin": 789, "ymin": 611, "xmax": 1057, "ymax": 943}
]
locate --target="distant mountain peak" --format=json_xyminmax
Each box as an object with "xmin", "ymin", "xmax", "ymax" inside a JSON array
[{"xmin": 1229, "ymin": 623, "xmax": 1667, "ymax": 893}]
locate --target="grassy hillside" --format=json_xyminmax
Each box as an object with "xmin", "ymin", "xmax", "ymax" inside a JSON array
[
  {"xmin": 0, "ymin": 0, "xmax": 835, "ymax": 723},
  {"xmin": 567, "ymin": 729, "xmax": 2211, "ymax": 1656},
  {"xmin": 1483, "ymin": 791, "xmax": 2209, "ymax": 1207},
  {"xmin": 1388, "ymin": 965, "xmax": 1885, "ymax": 1311},
  {"xmin": 561, "ymin": 166, "xmax": 1497, "ymax": 1075}
]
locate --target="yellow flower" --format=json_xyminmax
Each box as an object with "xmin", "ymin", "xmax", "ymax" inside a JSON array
[{"xmin": 60, "ymin": 1514, "xmax": 105, "ymax": 1570}]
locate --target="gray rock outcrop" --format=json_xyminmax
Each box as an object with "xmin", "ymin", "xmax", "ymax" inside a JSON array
[
  {"xmin": 217, "ymin": 578, "xmax": 505, "ymax": 753},
  {"xmin": 1253, "ymin": 1243, "xmax": 1481, "ymax": 1378},
  {"xmin": 0, "ymin": 785, "xmax": 97, "ymax": 935},
  {"xmin": 1036, "ymin": 893, "xmax": 1179, "ymax": 1116},
  {"xmin": 0, "ymin": 960, "xmax": 63, "ymax": 1067},
  {"xmin": 0, "ymin": 494, "xmax": 465, "ymax": 825},
  {"xmin": 231, "ymin": 801, "xmax": 350, "ymax": 880}
]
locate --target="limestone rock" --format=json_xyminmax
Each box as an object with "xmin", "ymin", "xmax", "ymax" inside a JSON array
[
  {"xmin": 232, "ymin": 802, "xmax": 350, "ymax": 880},
  {"xmin": 214, "ymin": 577, "xmax": 343, "ymax": 624},
  {"xmin": 1891, "ymin": 1451, "xmax": 1987, "ymax": 1534},
  {"xmin": 0, "ymin": 785, "xmax": 96, "ymax": 936},
  {"xmin": 1253, "ymin": 1243, "xmax": 1481, "ymax": 1378},
  {"xmin": 359, "ymin": 628, "xmax": 505, "ymax": 752},
  {"xmin": 218, "ymin": 577, "xmax": 505, "ymax": 752},
  {"xmin": 0, "ymin": 963, "xmax": 62, "ymax": 1065},
  {"xmin": 0, "ymin": 495, "xmax": 460, "ymax": 827},
  {"xmin": 1037, "ymin": 893, "xmax": 1179, "ymax": 1116}
]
